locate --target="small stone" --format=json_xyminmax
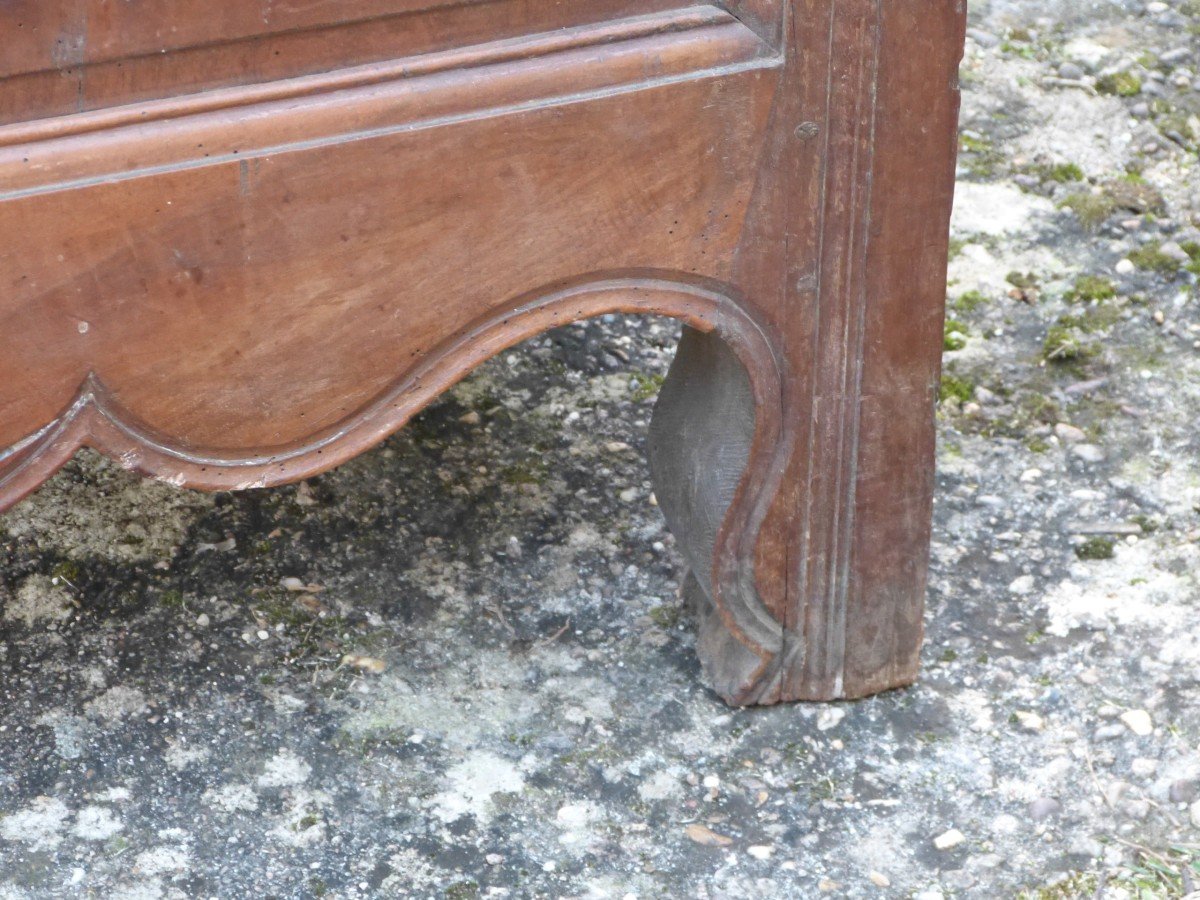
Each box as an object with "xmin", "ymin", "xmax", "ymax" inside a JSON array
[
  {"xmin": 1028, "ymin": 797, "xmax": 1061, "ymax": 820},
  {"xmin": 1160, "ymin": 241, "xmax": 1191, "ymax": 263},
  {"xmin": 1008, "ymin": 575, "xmax": 1035, "ymax": 595},
  {"xmin": 1095, "ymin": 723, "xmax": 1126, "ymax": 742},
  {"xmin": 817, "ymin": 707, "xmax": 845, "ymax": 731},
  {"xmin": 991, "ymin": 814, "xmax": 1020, "ymax": 834},
  {"xmin": 967, "ymin": 28, "xmax": 1000, "ymax": 48},
  {"xmin": 934, "ymin": 829, "xmax": 965, "ymax": 850},
  {"xmin": 618, "ymin": 487, "xmax": 638, "ymax": 503},
  {"xmin": 1105, "ymin": 782, "xmax": 1131, "ymax": 807},
  {"xmin": 1130, "ymin": 758, "xmax": 1157, "ymax": 778},
  {"xmin": 869, "ymin": 871, "xmax": 891, "ymax": 888},
  {"xmin": 1169, "ymin": 779, "xmax": 1198, "ymax": 804},
  {"xmin": 1120, "ymin": 709, "xmax": 1153, "ymax": 736},
  {"xmin": 1015, "ymin": 711, "xmax": 1045, "ymax": 732},
  {"xmin": 1054, "ymin": 423, "xmax": 1087, "ymax": 443},
  {"xmin": 1069, "ymin": 836, "xmax": 1104, "ymax": 858},
  {"xmin": 701, "ymin": 774, "xmax": 720, "ymax": 789},
  {"xmin": 684, "ymin": 823, "xmax": 732, "ymax": 847},
  {"xmin": 1122, "ymin": 798, "xmax": 1151, "ymax": 820},
  {"xmin": 256, "ymin": 629, "xmax": 270, "ymax": 641},
  {"xmin": 974, "ymin": 386, "xmax": 999, "ymax": 405},
  {"xmin": 1071, "ymin": 444, "xmax": 1106, "ymax": 463},
  {"xmin": 747, "ymin": 845, "xmax": 773, "ymax": 860},
  {"xmin": 555, "ymin": 803, "xmax": 593, "ymax": 829},
  {"xmin": 195, "ymin": 613, "xmax": 210, "ymax": 628},
  {"xmin": 1190, "ymin": 801, "xmax": 1200, "ymax": 829},
  {"xmin": 818, "ymin": 878, "xmax": 843, "ymax": 892},
  {"xmin": 459, "ymin": 410, "xmax": 481, "ymax": 425},
  {"xmin": 1115, "ymin": 259, "xmax": 1136, "ymax": 275},
  {"xmin": 1058, "ymin": 62, "xmax": 1084, "ymax": 80}
]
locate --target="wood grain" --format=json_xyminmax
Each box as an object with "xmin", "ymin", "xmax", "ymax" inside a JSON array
[{"xmin": 1, "ymin": 0, "xmax": 965, "ymax": 706}]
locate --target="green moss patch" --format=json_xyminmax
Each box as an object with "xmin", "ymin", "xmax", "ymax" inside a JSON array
[
  {"xmin": 1064, "ymin": 275, "xmax": 1116, "ymax": 304},
  {"xmin": 939, "ymin": 373, "xmax": 975, "ymax": 404},
  {"xmin": 943, "ymin": 318, "xmax": 970, "ymax": 351},
  {"xmin": 1075, "ymin": 537, "xmax": 1115, "ymax": 560},
  {"xmin": 1095, "ymin": 71, "xmax": 1142, "ymax": 96}
]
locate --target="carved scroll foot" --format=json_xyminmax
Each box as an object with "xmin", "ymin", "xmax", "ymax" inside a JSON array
[
  {"xmin": 649, "ymin": 321, "xmax": 931, "ymax": 708},
  {"xmin": 648, "ymin": 325, "xmax": 785, "ymax": 706}
]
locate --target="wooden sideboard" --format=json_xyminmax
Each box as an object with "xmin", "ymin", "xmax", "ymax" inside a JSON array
[{"xmin": 0, "ymin": 1, "xmax": 965, "ymax": 705}]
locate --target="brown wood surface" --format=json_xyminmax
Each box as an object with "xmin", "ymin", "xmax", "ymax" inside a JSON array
[{"xmin": 0, "ymin": 0, "xmax": 965, "ymax": 705}]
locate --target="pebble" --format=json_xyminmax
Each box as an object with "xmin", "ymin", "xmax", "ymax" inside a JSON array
[
  {"xmin": 1028, "ymin": 797, "xmax": 1062, "ymax": 820},
  {"xmin": 1191, "ymin": 801, "xmax": 1200, "ymax": 829},
  {"xmin": 555, "ymin": 803, "xmax": 592, "ymax": 829},
  {"xmin": 1115, "ymin": 259, "xmax": 1136, "ymax": 275},
  {"xmin": 974, "ymin": 385, "xmax": 999, "ymax": 405},
  {"xmin": 1169, "ymin": 779, "xmax": 1198, "ymax": 804},
  {"xmin": 1015, "ymin": 711, "xmax": 1045, "ymax": 732},
  {"xmin": 967, "ymin": 28, "xmax": 1000, "ymax": 48},
  {"xmin": 1105, "ymin": 782, "xmax": 1130, "ymax": 807},
  {"xmin": 991, "ymin": 814, "xmax": 1020, "ymax": 834},
  {"xmin": 1119, "ymin": 709, "xmax": 1153, "ymax": 736},
  {"xmin": 195, "ymin": 613, "xmax": 210, "ymax": 628},
  {"xmin": 817, "ymin": 708, "xmax": 845, "ymax": 731},
  {"xmin": 1071, "ymin": 444, "xmax": 1106, "ymax": 463},
  {"xmin": 1054, "ymin": 423, "xmax": 1087, "ymax": 443},
  {"xmin": 1069, "ymin": 836, "xmax": 1104, "ymax": 858},
  {"xmin": 1160, "ymin": 241, "xmax": 1192, "ymax": 263},
  {"xmin": 1008, "ymin": 574, "xmax": 1035, "ymax": 595},
  {"xmin": 1129, "ymin": 758, "xmax": 1158, "ymax": 777},
  {"xmin": 1058, "ymin": 61, "xmax": 1085, "ymax": 80},
  {"xmin": 933, "ymin": 829, "xmax": 965, "ymax": 850},
  {"xmin": 747, "ymin": 845, "xmax": 773, "ymax": 860},
  {"xmin": 868, "ymin": 871, "xmax": 890, "ymax": 888}
]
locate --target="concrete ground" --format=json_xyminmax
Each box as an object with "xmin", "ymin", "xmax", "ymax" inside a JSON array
[{"xmin": 2, "ymin": 0, "xmax": 1200, "ymax": 897}]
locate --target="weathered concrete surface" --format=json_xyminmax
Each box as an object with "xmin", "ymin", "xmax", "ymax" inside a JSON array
[{"xmin": 2, "ymin": 1, "xmax": 1200, "ymax": 896}]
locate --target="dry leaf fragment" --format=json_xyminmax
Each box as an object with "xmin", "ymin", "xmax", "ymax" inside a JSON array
[
  {"xmin": 340, "ymin": 655, "xmax": 386, "ymax": 674},
  {"xmin": 281, "ymin": 577, "xmax": 323, "ymax": 593},
  {"xmin": 296, "ymin": 594, "xmax": 327, "ymax": 614},
  {"xmin": 684, "ymin": 823, "xmax": 733, "ymax": 847}
]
